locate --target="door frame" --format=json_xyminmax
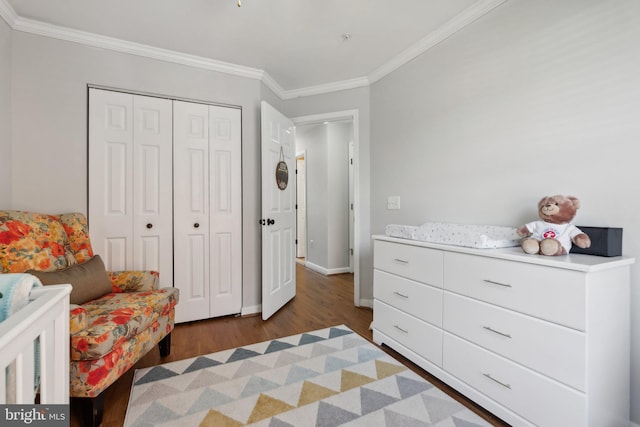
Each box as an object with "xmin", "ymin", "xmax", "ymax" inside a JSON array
[
  {"xmin": 291, "ymin": 110, "xmax": 361, "ymax": 307},
  {"xmin": 295, "ymin": 150, "xmax": 307, "ymax": 263}
]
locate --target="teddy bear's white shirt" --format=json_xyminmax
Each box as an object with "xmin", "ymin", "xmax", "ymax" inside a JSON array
[{"xmin": 524, "ymin": 221, "xmax": 583, "ymax": 252}]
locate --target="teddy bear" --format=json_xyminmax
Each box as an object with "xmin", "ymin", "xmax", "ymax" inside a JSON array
[{"xmin": 517, "ymin": 195, "xmax": 591, "ymax": 256}]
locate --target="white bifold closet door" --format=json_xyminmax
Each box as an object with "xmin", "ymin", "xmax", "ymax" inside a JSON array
[
  {"xmin": 88, "ymin": 88, "xmax": 173, "ymax": 287},
  {"xmin": 173, "ymin": 101, "xmax": 242, "ymax": 323}
]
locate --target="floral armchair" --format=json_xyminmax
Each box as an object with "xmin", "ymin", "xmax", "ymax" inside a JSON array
[{"xmin": 0, "ymin": 211, "xmax": 179, "ymax": 426}]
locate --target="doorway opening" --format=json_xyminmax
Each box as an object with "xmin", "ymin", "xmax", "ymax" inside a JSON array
[{"xmin": 292, "ymin": 110, "xmax": 361, "ymax": 307}]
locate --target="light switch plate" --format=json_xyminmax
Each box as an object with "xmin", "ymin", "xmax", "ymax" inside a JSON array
[{"xmin": 387, "ymin": 196, "xmax": 401, "ymax": 210}]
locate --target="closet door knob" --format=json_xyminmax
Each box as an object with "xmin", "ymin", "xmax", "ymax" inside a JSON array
[
  {"xmin": 146, "ymin": 223, "xmax": 153, "ymax": 229},
  {"xmin": 267, "ymin": 218, "xmax": 275, "ymax": 225},
  {"xmin": 194, "ymin": 223, "xmax": 200, "ymax": 228}
]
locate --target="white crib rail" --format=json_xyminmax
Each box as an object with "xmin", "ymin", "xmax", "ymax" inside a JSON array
[{"xmin": 0, "ymin": 284, "xmax": 71, "ymax": 404}]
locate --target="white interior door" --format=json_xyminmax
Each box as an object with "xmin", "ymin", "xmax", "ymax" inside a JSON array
[
  {"xmin": 261, "ymin": 101, "xmax": 296, "ymax": 320},
  {"xmin": 209, "ymin": 105, "xmax": 242, "ymax": 317},
  {"xmin": 173, "ymin": 100, "xmax": 211, "ymax": 323},
  {"xmin": 89, "ymin": 89, "xmax": 133, "ymax": 271},
  {"xmin": 132, "ymin": 95, "xmax": 173, "ymax": 286},
  {"xmin": 89, "ymin": 88, "xmax": 172, "ymax": 280}
]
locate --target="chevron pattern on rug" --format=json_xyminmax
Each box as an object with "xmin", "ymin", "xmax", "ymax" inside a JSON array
[{"xmin": 124, "ymin": 325, "xmax": 491, "ymax": 427}]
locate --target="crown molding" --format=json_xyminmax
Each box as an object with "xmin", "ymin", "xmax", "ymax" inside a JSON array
[
  {"xmin": 12, "ymin": 16, "xmax": 277, "ymax": 82},
  {"xmin": 281, "ymin": 76, "xmax": 370, "ymax": 100},
  {"xmin": 368, "ymin": 0, "xmax": 508, "ymax": 85},
  {"xmin": 3, "ymin": 0, "xmax": 507, "ymax": 99},
  {"xmin": 0, "ymin": 0, "xmax": 17, "ymax": 27}
]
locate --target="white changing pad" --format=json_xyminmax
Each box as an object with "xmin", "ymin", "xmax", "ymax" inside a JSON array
[{"xmin": 385, "ymin": 222, "xmax": 522, "ymax": 249}]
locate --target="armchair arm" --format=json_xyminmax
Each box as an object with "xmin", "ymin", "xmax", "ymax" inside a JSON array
[
  {"xmin": 107, "ymin": 270, "xmax": 159, "ymax": 293},
  {"xmin": 70, "ymin": 304, "xmax": 89, "ymax": 334}
]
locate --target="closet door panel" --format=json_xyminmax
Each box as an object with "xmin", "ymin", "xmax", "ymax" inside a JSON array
[
  {"xmin": 174, "ymin": 101, "xmax": 211, "ymax": 323},
  {"xmin": 89, "ymin": 89, "xmax": 134, "ymax": 271},
  {"xmin": 209, "ymin": 106, "xmax": 242, "ymax": 317},
  {"xmin": 133, "ymin": 96, "xmax": 173, "ymax": 285}
]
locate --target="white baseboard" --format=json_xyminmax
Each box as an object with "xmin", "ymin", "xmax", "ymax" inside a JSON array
[
  {"xmin": 241, "ymin": 304, "xmax": 261, "ymax": 316},
  {"xmin": 358, "ymin": 299, "xmax": 373, "ymax": 309},
  {"xmin": 304, "ymin": 262, "xmax": 351, "ymax": 276}
]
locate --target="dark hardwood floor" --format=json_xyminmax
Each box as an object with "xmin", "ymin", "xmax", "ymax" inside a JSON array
[{"xmin": 70, "ymin": 264, "xmax": 510, "ymax": 426}]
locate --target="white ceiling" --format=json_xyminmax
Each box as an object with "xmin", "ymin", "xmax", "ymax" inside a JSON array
[{"xmin": 1, "ymin": 0, "xmax": 506, "ymax": 98}]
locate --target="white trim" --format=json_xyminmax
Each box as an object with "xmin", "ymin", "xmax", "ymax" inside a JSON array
[
  {"xmin": 1, "ymin": 0, "xmax": 506, "ymax": 99},
  {"xmin": 368, "ymin": 0, "xmax": 508, "ymax": 84},
  {"xmin": 303, "ymin": 262, "xmax": 349, "ymax": 276},
  {"xmin": 304, "ymin": 261, "xmax": 329, "ymax": 276},
  {"xmin": 0, "ymin": 0, "xmax": 17, "ymax": 27},
  {"xmin": 12, "ymin": 16, "xmax": 280, "ymax": 82},
  {"xmin": 327, "ymin": 267, "xmax": 351, "ymax": 275},
  {"xmin": 241, "ymin": 304, "xmax": 261, "ymax": 316},
  {"xmin": 281, "ymin": 76, "xmax": 370, "ymax": 100},
  {"xmin": 359, "ymin": 299, "xmax": 373, "ymax": 309}
]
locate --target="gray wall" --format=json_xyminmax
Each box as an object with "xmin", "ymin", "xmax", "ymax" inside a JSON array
[
  {"xmin": 370, "ymin": 0, "xmax": 640, "ymax": 422},
  {"xmin": 0, "ymin": 18, "xmax": 11, "ymax": 207},
  {"xmin": 10, "ymin": 31, "xmax": 264, "ymax": 311}
]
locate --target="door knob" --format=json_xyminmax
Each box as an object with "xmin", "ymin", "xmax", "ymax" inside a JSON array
[
  {"xmin": 146, "ymin": 223, "xmax": 153, "ymax": 229},
  {"xmin": 194, "ymin": 223, "xmax": 200, "ymax": 228},
  {"xmin": 267, "ymin": 218, "xmax": 275, "ymax": 225}
]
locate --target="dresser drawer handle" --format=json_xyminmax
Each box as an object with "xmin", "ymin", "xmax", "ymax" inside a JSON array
[
  {"xmin": 483, "ymin": 326, "xmax": 512, "ymax": 339},
  {"xmin": 393, "ymin": 291, "xmax": 409, "ymax": 299},
  {"xmin": 483, "ymin": 279, "xmax": 512, "ymax": 288},
  {"xmin": 394, "ymin": 258, "xmax": 409, "ymax": 264},
  {"xmin": 483, "ymin": 373, "xmax": 512, "ymax": 389},
  {"xmin": 393, "ymin": 325, "xmax": 408, "ymax": 334}
]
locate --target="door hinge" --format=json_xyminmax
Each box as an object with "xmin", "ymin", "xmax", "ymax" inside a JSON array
[
  {"xmin": 350, "ymin": 248, "xmax": 354, "ymax": 255},
  {"xmin": 296, "ymin": 239, "xmax": 298, "ymax": 245},
  {"xmin": 350, "ymin": 203, "xmax": 353, "ymax": 210},
  {"xmin": 295, "ymin": 204, "xmax": 298, "ymax": 209},
  {"xmin": 350, "ymin": 158, "xmax": 353, "ymax": 165}
]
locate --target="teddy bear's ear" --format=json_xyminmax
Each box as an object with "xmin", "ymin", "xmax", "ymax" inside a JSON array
[
  {"xmin": 567, "ymin": 196, "xmax": 581, "ymax": 209},
  {"xmin": 537, "ymin": 196, "xmax": 550, "ymax": 209}
]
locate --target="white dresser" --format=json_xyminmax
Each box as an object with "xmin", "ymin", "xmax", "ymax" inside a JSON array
[{"xmin": 372, "ymin": 235, "xmax": 634, "ymax": 427}]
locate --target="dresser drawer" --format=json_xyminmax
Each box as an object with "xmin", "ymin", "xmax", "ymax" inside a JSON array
[
  {"xmin": 374, "ymin": 240, "xmax": 443, "ymax": 287},
  {"xmin": 374, "ymin": 270, "xmax": 442, "ymax": 327},
  {"xmin": 374, "ymin": 300, "xmax": 443, "ymax": 366},
  {"xmin": 444, "ymin": 252, "xmax": 586, "ymax": 330},
  {"xmin": 443, "ymin": 292, "xmax": 585, "ymax": 391},
  {"xmin": 443, "ymin": 334, "xmax": 585, "ymax": 427}
]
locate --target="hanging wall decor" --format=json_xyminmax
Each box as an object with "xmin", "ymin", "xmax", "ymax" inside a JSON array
[{"xmin": 276, "ymin": 146, "xmax": 289, "ymax": 190}]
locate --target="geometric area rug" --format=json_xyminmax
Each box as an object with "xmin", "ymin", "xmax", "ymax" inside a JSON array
[{"xmin": 124, "ymin": 325, "xmax": 491, "ymax": 427}]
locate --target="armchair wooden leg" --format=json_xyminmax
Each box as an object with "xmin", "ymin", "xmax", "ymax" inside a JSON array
[
  {"xmin": 75, "ymin": 393, "xmax": 104, "ymax": 427},
  {"xmin": 159, "ymin": 332, "xmax": 172, "ymax": 357}
]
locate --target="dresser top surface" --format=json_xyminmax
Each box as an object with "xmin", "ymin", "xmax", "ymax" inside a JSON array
[{"xmin": 373, "ymin": 235, "xmax": 635, "ymax": 273}]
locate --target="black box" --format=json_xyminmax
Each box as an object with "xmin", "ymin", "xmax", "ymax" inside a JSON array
[{"xmin": 570, "ymin": 226, "xmax": 622, "ymax": 257}]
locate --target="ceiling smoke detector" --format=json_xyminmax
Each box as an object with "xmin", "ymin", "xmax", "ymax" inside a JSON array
[{"xmin": 342, "ymin": 33, "xmax": 351, "ymax": 42}]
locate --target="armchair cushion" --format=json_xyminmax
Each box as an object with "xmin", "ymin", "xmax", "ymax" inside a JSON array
[
  {"xmin": 27, "ymin": 255, "xmax": 112, "ymax": 304},
  {"xmin": 70, "ymin": 288, "xmax": 178, "ymax": 361}
]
